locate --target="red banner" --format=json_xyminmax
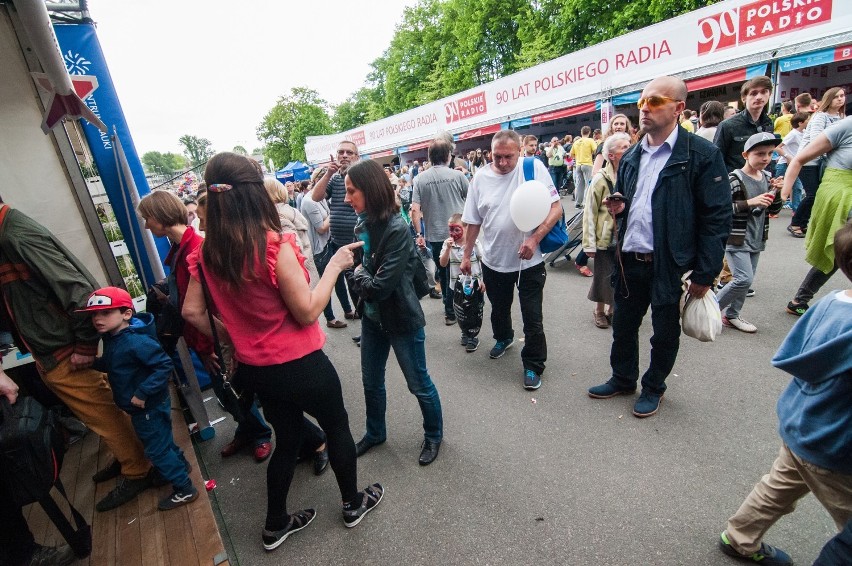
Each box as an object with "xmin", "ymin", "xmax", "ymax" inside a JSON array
[
  {"xmin": 531, "ymin": 101, "xmax": 597, "ymax": 124},
  {"xmin": 685, "ymin": 68, "xmax": 747, "ymax": 91},
  {"xmin": 456, "ymin": 123, "xmax": 502, "ymax": 141}
]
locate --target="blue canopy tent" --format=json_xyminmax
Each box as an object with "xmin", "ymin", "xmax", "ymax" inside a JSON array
[{"xmin": 275, "ymin": 160, "xmax": 311, "ymax": 182}]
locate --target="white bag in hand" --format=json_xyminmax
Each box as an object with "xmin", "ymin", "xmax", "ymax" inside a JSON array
[{"xmin": 680, "ymin": 276, "xmax": 722, "ymax": 342}]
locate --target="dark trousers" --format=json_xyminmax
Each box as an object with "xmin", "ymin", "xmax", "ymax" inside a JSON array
[
  {"xmin": 430, "ymin": 240, "xmax": 454, "ymax": 318},
  {"xmin": 482, "ymin": 262, "xmax": 547, "ymax": 374},
  {"xmin": 815, "ymin": 519, "xmax": 852, "ymax": 566},
  {"xmin": 328, "ymin": 240, "xmax": 358, "ymax": 314},
  {"xmin": 789, "ymin": 165, "xmax": 821, "ymax": 229},
  {"xmin": 237, "ymin": 350, "xmax": 358, "ymax": 529},
  {"xmin": 0, "ymin": 481, "xmax": 34, "ymax": 566},
  {"xmin": 130, "ymin": 397, "xmax": 191, "ymax": 491},
  {"xmin": 609, "ymin": 255, "xmax": 681, "ymax": 395},
  {"xmin": 793, "ymin": 264, "xmax": 838, "ymax": 305},
  {"xmin": 314, "ymin": 245, "xmax": 336, "ymax": 322},
  {"xmin": 549, "ymin": 164, "xmax": 567, "ymax": 189}
]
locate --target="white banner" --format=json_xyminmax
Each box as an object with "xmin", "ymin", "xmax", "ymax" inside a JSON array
[{"xmin": 307, "ymin": 0, "xmax": 847, "ymax": 162}]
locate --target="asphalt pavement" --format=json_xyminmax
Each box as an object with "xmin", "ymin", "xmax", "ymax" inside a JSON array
[{"xmin": 192, "ymin": 205, "xmax": 845, "ymax": 566}]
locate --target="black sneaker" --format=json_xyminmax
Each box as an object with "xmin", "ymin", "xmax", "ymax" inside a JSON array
[
  {"xmin": 523, "ymin": 369, "xmax": 541, "ymax": 390},
  {"xmin": 465, "ymin": 337, "xmax": 480, "ymax": 353},
  {"xmin": 262, "ymin": 509, "xmax": 316, "ymax": 551},
  {"xmin": 459, "ymin": 335, "xmax": 468, "ymax": 346},
  {"xmin": 746, "ymin": 288, "xmax": 755, "ymax": 297},
  {"xmin": 489, "ymin": 338, "xmax": 514, "ymax": 359},
  {"xmin": 343, "ymin": 483, "xmax": 384, "ymax": 528},
  {"xmin": 158, "ymin": 485, "xmax": 199, "ymax": 510},
  {"xmin": 719, "ymin": 531, "xmax": 793, "ymax": 565},
  {"xmin": 95, "ymin": 475, "xmax": 152, "ymax": 512},
  {"xmin": 27, "ymin": 544, "xmax": 76, "ymax": 566},
  {"xmin": 92, "ymin": 459, "xmax": 121, "ymax": 483},
  {"xmin": 786, "ymin": 301, "xmax": 808, "ymax": 316}
]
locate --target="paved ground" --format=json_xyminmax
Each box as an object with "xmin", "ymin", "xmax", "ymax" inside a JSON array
[{"xmin": 191, "ymin": 206, "xmax": 845, "ymax": 566}]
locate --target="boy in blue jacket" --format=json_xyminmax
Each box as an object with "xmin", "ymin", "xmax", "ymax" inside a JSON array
[
  {"xmin": 80, "ymin": 287, "xmax": 198, "ymax": 511},
  {"xmin": 718, "ymin": 222, "xmax": 852, "ymax": 565}
]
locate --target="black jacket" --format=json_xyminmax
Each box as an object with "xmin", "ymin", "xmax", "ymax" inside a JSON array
[
  {"xmin": 351, "ymin": 214, "xmax": 425, "ymax": 333},
  {"xmin": 713, "ymin": 109, "xmax": 774, "ymax": 172},
  {"xmin": 615, "ymin": 126, "xmax": 732, "ymax": 305}
]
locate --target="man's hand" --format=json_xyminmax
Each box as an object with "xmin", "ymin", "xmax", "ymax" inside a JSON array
[
  {"xmin": 0, "ymin": 369, "xmax": 19, "ymax": 404},
  {"xmin": 460, "ymin": 257, "xmax": 472, "ymax": 275},
  {"xmin": 326, "ymin": 155, "xmax": 340, "ymax": 177},
  {"xmin": 130, "ymin": 395, "xmax": 145, "ymax": 409},
  {"xmin": 415, "ymin": 235, "xmax": 427, "ymax": 249},
  {"xmin": 688, "ymin": 282, "xmax": 711, "ymax": 298},
  {"xmin": 518, "ymin": 238, "xmax": 537, "ymax": 261},
  {"xmin": 69, "ymin": 353, "xmax": 95, "ymax": 371}
]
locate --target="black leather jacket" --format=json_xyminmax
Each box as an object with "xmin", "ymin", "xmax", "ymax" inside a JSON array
[{"xmin": 350, "ymin": 214, "xmax": 425, "ymax": 334}]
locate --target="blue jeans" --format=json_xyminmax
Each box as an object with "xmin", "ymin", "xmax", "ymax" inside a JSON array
[
  {"xmin": 130, "ymin": 396, "xmax": 191, "ymax": 491},
  {"xmin": 328, "ymin": 240, "xmax": 357, "ymax": 314},
  {"xmin": 717, "ymin": 250, "xmax": 760, "ymax": 319},
  {"xmin": 360, "ymin": 317, "xmax": 443, "ymax": 444},
  {"xmin": 775, "ymin": 162, "xmax": 803, "ymax": 210}
]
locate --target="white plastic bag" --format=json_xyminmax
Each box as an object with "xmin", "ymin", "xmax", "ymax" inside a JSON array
[{"xmin": 680, "ymin": 272, "xmax": 722, "ymax": 342}]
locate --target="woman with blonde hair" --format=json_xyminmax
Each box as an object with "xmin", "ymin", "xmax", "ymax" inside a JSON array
[{"xmin": 264, "ymin": 177, "xmax": 319, "ymax": 286}]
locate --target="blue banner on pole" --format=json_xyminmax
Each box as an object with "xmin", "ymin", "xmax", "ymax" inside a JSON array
[{"xmin": 54, "ymin": 23, "xmax": 167, "ymax": 286}]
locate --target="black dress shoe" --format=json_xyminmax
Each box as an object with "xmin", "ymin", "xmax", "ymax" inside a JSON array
[
  {"xmin": 313, "ymin": 445, "xmax": 329, "ymax": 475},
  {"xmin": 355, "ymin": 437, "xmax": 385, "ymax": 457},
  {"xmin": 418, "ymin": 440, "xmax": 441, "ymax": 466},
  {"xmin": 92, "ymin": 459, "xmax": 121, "ymax": 483}
]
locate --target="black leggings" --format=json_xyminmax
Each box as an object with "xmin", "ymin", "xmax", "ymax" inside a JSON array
[{"xmin": 237, "ymin": 349, "xmax": 358, "ymax": 528}]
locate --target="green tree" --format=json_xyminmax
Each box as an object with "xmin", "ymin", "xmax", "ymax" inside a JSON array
[
  {"xmin": 232, "ymin": 145, "xmax": 248, "ymax": 155},
  {"xmin": 141, "ymin": 151, "xmax": 186, "ymax": 175},
  {"xmin": 257, "ymin": 87, "xmax": 333, "ymax": 166},
  {"xmin": 178, "ymin": 135, "xmax": 214, "ymax": 168}
]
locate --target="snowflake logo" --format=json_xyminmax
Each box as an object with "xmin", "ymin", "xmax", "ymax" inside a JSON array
[{"xmin": 63, "ymin": 50, "xmax": 91, "ymax": 75}]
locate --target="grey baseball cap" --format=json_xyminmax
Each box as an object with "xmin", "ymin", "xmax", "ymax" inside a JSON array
[{"xmin": 744, "ymin": 132, "xmax": 781, "ymax": 153}]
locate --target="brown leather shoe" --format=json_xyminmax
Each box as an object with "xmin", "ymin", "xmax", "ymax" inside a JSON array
[
  {"xmin": 326, "ymin": 319, "xmax": 348, "ymax": 329},
  {"xmin": 593, "ymin": 311, "xmax": 610, "ymax": 329},
  {"xmin": 220, "ymin": 436, "xmax": 251, "ymax": 458}
]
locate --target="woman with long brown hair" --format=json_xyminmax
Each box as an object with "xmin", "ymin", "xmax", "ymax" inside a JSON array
[
  {"xmin": 344, "ymin": 159, "xmax": 444, "ymax": 466},
  {"xmin": 182, "ymin": 152, "xmax": 383, "ymax": 551}
]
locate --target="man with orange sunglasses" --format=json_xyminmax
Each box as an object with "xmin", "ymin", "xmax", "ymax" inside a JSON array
[{"xmin": 587, "ymin": 76, "xmax": 731, "ymax": 418}]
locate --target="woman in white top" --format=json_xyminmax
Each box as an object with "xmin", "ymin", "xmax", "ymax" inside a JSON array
[{"xmin": 695, "ymin": 100, "xmax": 725, "ymax": 142}]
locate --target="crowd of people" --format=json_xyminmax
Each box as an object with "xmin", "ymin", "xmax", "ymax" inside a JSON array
[{"xmin": 1, "ymin": 73, "xmax": 850, "ymax": 566}]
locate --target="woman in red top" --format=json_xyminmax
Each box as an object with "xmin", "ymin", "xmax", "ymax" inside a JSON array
[
  {"xmin": 182, "ymin": 153, "xmax": 383, "ymax": 551},
  {"xmin": 138, "ymin": 190, "xmax": 284, "ymax": 464}
]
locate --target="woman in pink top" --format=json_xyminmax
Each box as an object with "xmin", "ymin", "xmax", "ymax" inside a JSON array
[{"xmin": 182, "ymin": 153, "xmax": 383, "ymax": 551}]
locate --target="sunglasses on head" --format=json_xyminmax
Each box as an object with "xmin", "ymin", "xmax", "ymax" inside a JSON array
[{"xmin": 637, "ymin": 95, "xmax": 681, "ymax": 110}]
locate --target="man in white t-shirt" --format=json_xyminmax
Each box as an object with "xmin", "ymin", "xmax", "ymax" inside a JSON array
[{"xmin": 461, "ymin": 130, "xmax": 562, "ymax": 391}]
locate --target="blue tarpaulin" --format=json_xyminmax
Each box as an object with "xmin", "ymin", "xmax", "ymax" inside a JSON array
[{"xmin": 275, "ymin": 160, "xmax": 311, "ymax": 182}]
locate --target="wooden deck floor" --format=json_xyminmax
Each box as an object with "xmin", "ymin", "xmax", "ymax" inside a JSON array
[{"xmin": 23, "ymin": 391, "xmax": 229, "ymax": 566}]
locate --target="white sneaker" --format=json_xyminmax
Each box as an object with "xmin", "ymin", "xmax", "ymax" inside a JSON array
[{"xmin": 723, "ymin": 316, "xmax": 757, "ymax": 333}]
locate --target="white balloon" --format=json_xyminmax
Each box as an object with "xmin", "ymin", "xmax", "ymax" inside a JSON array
[{"xmin": 510, "ymin": 180, "xmax": 552, "ymax": 232}]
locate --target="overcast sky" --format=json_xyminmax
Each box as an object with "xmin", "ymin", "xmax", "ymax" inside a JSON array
[{"xmin": 87, "ymin": 0, "xmax": 418, "ymax": 157}]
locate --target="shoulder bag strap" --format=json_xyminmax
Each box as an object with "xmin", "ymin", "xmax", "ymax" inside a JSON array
[
  {"xmin": 523, "ymin": 156, "xmax": 535, "ymax": 182},
  {"xmin": 195, "ymin": 261, "xmax": 229, "ymax": 381}
]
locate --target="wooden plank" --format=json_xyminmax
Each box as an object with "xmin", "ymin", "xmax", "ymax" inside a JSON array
[
  {"xmin": 138, "ymin": 487, "xmax": 168, "ymax": 566},
  {"xmin": 114, "ymin": 481, "xmax": 142, "ymax": 566},
  {"xmin": 90, "ymin": 442, "xmax": 117, "ymax": 565}
]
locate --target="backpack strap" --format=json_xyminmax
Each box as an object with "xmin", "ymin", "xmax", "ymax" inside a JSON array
[
  {"xmin": 39, "ymin": 478, "xmax": 91, "ymax": 557},
  {"xmin": 523, "ymin": 157, "xmax": 535, "ymax": 182}
]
